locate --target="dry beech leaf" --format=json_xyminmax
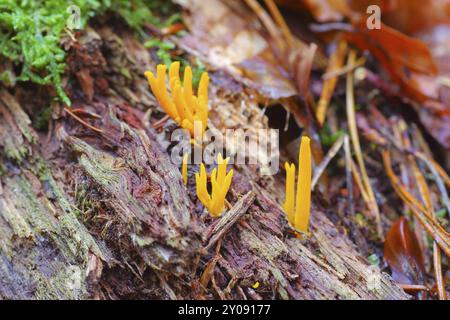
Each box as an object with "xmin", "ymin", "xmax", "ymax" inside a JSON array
[
  {"xmin": 345, "ymin": 20, "xmax": 438, "ymax": 102},
  {"xmin": 384, "ymin": 217, "xmax": 426, "ymax": 286},
  {"xmin": 348, "ymin": 0, "xmax": 450, "ymax": 35},
  {"xmin": 177, "ymin": 0, "xmax": 297, "ymax": 99},
  {"xmin": 237, "ymin": 48, "xmax": 297, "ymax": 99},
  {"xmin": 344, "ymin": 20, "xmax": 450, "ymax": 147},
  {"xmin": 302, "ymin": 0, "xmax": 353, "ymax": 22},
  {"xmin": 286, "ymin": 0, "xmax": 450, "ymax": 35},
  {"xmin": 415, "ymin": 25, "xmax": 450, "ymax": 147}
]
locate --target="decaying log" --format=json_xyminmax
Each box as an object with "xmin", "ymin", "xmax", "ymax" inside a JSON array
[
  {"xmin": 0, "ymin": 89, "xmax": 113, "ymax": 299},
  {"xmin": 0, "ymin": 26, "xmax": 409, "ymax": 300}
]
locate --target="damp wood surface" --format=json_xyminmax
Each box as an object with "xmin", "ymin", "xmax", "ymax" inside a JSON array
[
  {"xmin": 2, "ymin": 0, "xmax": 450, "ymax": 301},
  {"xmin": 0, "ymin": 26, "xmax": 410, "ymax": 300}
]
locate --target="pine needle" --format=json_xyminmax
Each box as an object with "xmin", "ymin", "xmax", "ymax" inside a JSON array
[{"xmin": 346, "ymin": 50, "xmax": 383, "ymax": 238}]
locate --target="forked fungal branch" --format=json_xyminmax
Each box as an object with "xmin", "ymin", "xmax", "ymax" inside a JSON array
[
  {"xmin": 195, "ymin": 153, "xmax": 234, "ymax": 217},
  {"xmin": 145, "ymin": 61, "xmax": 209, "ymax": 138}
]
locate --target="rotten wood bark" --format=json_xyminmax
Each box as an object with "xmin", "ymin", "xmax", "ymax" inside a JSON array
[{"xmin": 0, "ymin": 26, "xmax": 409, "ymax": 300}]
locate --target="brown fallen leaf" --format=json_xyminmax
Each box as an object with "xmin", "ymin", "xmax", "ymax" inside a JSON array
[
  {"xmin": 417, "ymin": 104, "xmax": 450, "ymax": 148},
  {"xmin": 414, "ymin": 25, "xmax": 450, "ymax": 148},
  {"xmin": 348, "ymin": 0, "xmax": 450, "ymax": 35},
  {"xmin": 342, "ymin": 20, "xmax": 450, "ymax": 148},
  {"xmin": 384, "ymin": 217, "xmax": 426, "ymax": 286},
  {"xmin": 287, "ymin": 0, "xmax": 450, "ymax": 35},
  {"xmin": 302, "ymin": 0, "xmax": 353, "ymax": 22},
  {"xmin": 275, "ymin": 0, "xmax": 450, "ymax": 147},
  {"xmin": 176, "ymin": 0, "xmax": 313, "ymax": 100},
  {"xmin": 345, "ymin": 20, "xmax": 438, "ymax": 102},
  {"xmin": 237, "ymin": 48, "xmax": 297, "ymax": 99}
]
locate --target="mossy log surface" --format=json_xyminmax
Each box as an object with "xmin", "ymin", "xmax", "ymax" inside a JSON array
[{"xmin": 0, "ymin": 27, "xmax": 409, "ymax": 300}]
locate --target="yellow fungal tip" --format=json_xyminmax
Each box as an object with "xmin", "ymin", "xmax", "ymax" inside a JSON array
[
  {"xmin": 283, "ymin": 136, "xmax": 312, "ymax": 234},
  {"xmin": 182, "ymin": 153, "xmax": 189, "ymax": 185},
  {"xmin": 301, "ymin": 135, "xmax": 310, "ymax": 145},
  {"xmin": 195, "ymin": 153, "xmax": 233, "ymax": 217},
  {"xmin": 144, "ymin": 71, "xmax": 153, "ymax": 79},
  {"xmin": 145, "ymin": 61, "xmax": 209, "ymax": 138}
]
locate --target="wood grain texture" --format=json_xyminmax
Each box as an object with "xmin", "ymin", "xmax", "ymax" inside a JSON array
[{"xmin": 0, "ymin": 27, "xmax": 409, "ymax": 300}]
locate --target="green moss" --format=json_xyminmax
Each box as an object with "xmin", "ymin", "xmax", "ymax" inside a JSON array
[
  {"xmin": 33, "ymin": 105, "xmax": 52, "ymax": 130},
  {"xmin": 144, "ymin": 38, "xmax": 176, "ymax": 65},
  {"xmin": 143, "ymin": 39, "xmax": 207, "ymax": 87},
  {"xmin": 435, "ymin": 208, "xmax": 447, "ymax": 219},
  {"xmin": 34, "ymin": 265, "xmax": 87, "ymax": 300},
  {"xmin": 0, "ymin": 0, "xmax": 173, "ymax": 105},
  {"xmin": 30, "ymin": 155, "xmax": 107, "ymax": 262},
  {"xmin": 110, "ymin": 0, "xmax": 160, "ymax": 38},
  {"xmin": 0, "ymin": 69, "xmax": 16, "ymax": 87},
  {"xmin": 3, "ymin": 139, "xmax": 28, "ymax": 161},
  {"xmin": 319, "ymin": 124, "xmax": 345, "ymax": 148},
  {"xmin": 354, "ymin": 212, "xmax": 368, "ymax": 228},
  {"xmin": 0, "ymin": 0, "xmax": 103, "ymax": 105},
  {"xmin": 367, "ymin": 253, "xmax": 380, "ymax": 266},
  {"xmin": 191, "ymin": 58, "xmax": 206, "ymax": 88},
  {"xmin": 13, "ymin": 175, "xmax": 56, "ymax": 236}
]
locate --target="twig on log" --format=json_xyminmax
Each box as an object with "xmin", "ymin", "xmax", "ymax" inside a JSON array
[
  {"xmin": 311, "ymin": 134, "xmax": 345, "ymax": 190},
  {"xmin": 204, "ymin": 190, "xmax": 255, "ymax": 251}
]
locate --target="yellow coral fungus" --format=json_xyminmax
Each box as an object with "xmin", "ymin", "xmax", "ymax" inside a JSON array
[
  {"xmin": 145, "ymin": 62, "xmax": 209, "ymax": 139},
  {"xmin": 182, "ymin": 153, "xmax": 189, "ymax": 185},
  {"xmin": 283, "ymin": 136, "xmax": 312, "ymax": 234},
  {"xmin": 195, "ymin": 154, "xmax": 233, "ymax": 217}
]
